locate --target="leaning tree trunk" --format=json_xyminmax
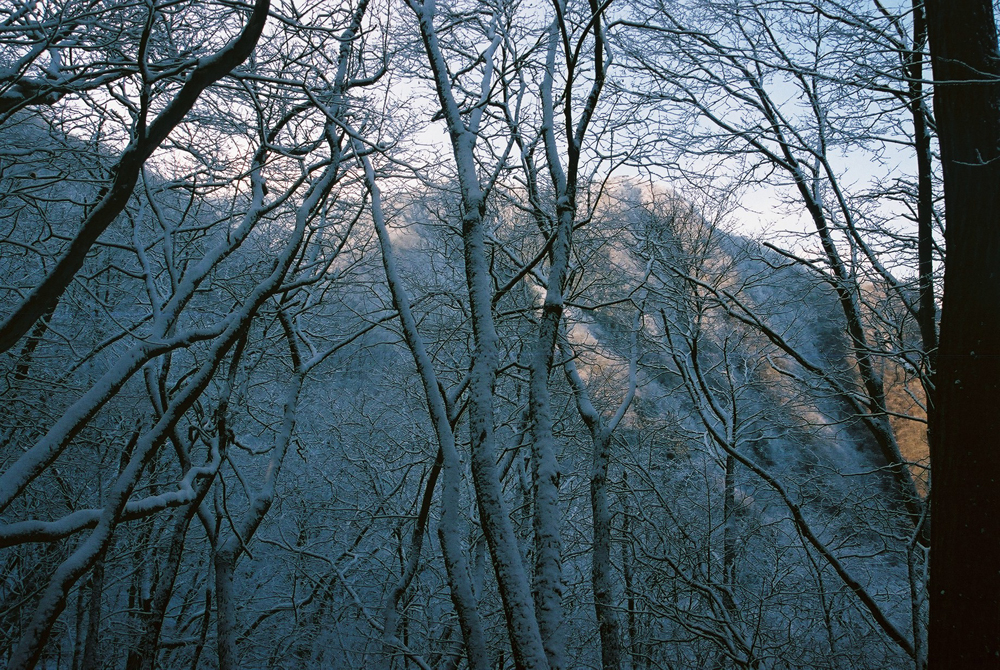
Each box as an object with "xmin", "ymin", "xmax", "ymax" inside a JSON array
[{"xmin": 924, "ymin": 2, "xmax": 1000, "ymax": 668}]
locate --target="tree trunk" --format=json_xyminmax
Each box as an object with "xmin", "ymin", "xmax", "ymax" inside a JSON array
[
  {"xmin": 527, "ymin": 203, "xmax": 572, "ymax": 670},
  {"xmin": 214, "ymin": 548, "xmax": 238, "ymax": 670},
  {"xmin": 592, "ymin": 430, "xmax": 624, "ymax": 670},
  {"xmin": 621, "ymin": 487, "xmax": 642, "ymax": 670},
  {"xmin": 924, "ymin": 4, "xmax": 1000, "ymax": 667},
  {"xmin": 72, "ymin": 585, "xmax": 86, "ymax": 670},
  {"xmin": 80, "ymin": 558, "xmax": 105, "ymax": 670},
  {"xmin": 722, "ymin": 453, "xmax": 737, "ymax": 615},
  {"xmin": 908, "ymin": 0, "xmax": 938, "ymax": 370}
]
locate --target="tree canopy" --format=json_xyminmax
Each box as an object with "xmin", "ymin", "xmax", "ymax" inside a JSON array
[{"xmin": 0, "ymin": 1, "xmax": 993, "ymax": 669}]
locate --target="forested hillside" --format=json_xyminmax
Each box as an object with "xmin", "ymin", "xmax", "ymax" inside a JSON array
[{"xmin": 1, "ymin": 0, "xmax": 976, "ymax": 668}]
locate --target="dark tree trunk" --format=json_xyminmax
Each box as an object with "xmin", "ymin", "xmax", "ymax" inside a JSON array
[
  {"xmin": 81, "ymin": 559, "xmax": 105, "ymax": 670},
  {"xmin": 909, "ymin": 0, "xmax": 938, "ymax": 369},
  {"xmin": 925, "ymin": 2, "xmax": 1000, "ymax": 668}
]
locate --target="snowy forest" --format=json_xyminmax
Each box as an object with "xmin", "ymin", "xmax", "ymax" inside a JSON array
[{"xmin": 1, "ymin": 0, "xmax": 998, "ymax": 669}]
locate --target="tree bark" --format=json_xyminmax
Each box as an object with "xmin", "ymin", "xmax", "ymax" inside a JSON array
[
  {"xmin": 80, "ymin": 559, "xmax": 105, "ymax": 670},
  {"xmin": 925, "ymin": 2, "xmax": 1000, "ymax": 668},
  {"xmin": 214, "ymin": 547, "xmax": 239, "ymax": 670}
]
